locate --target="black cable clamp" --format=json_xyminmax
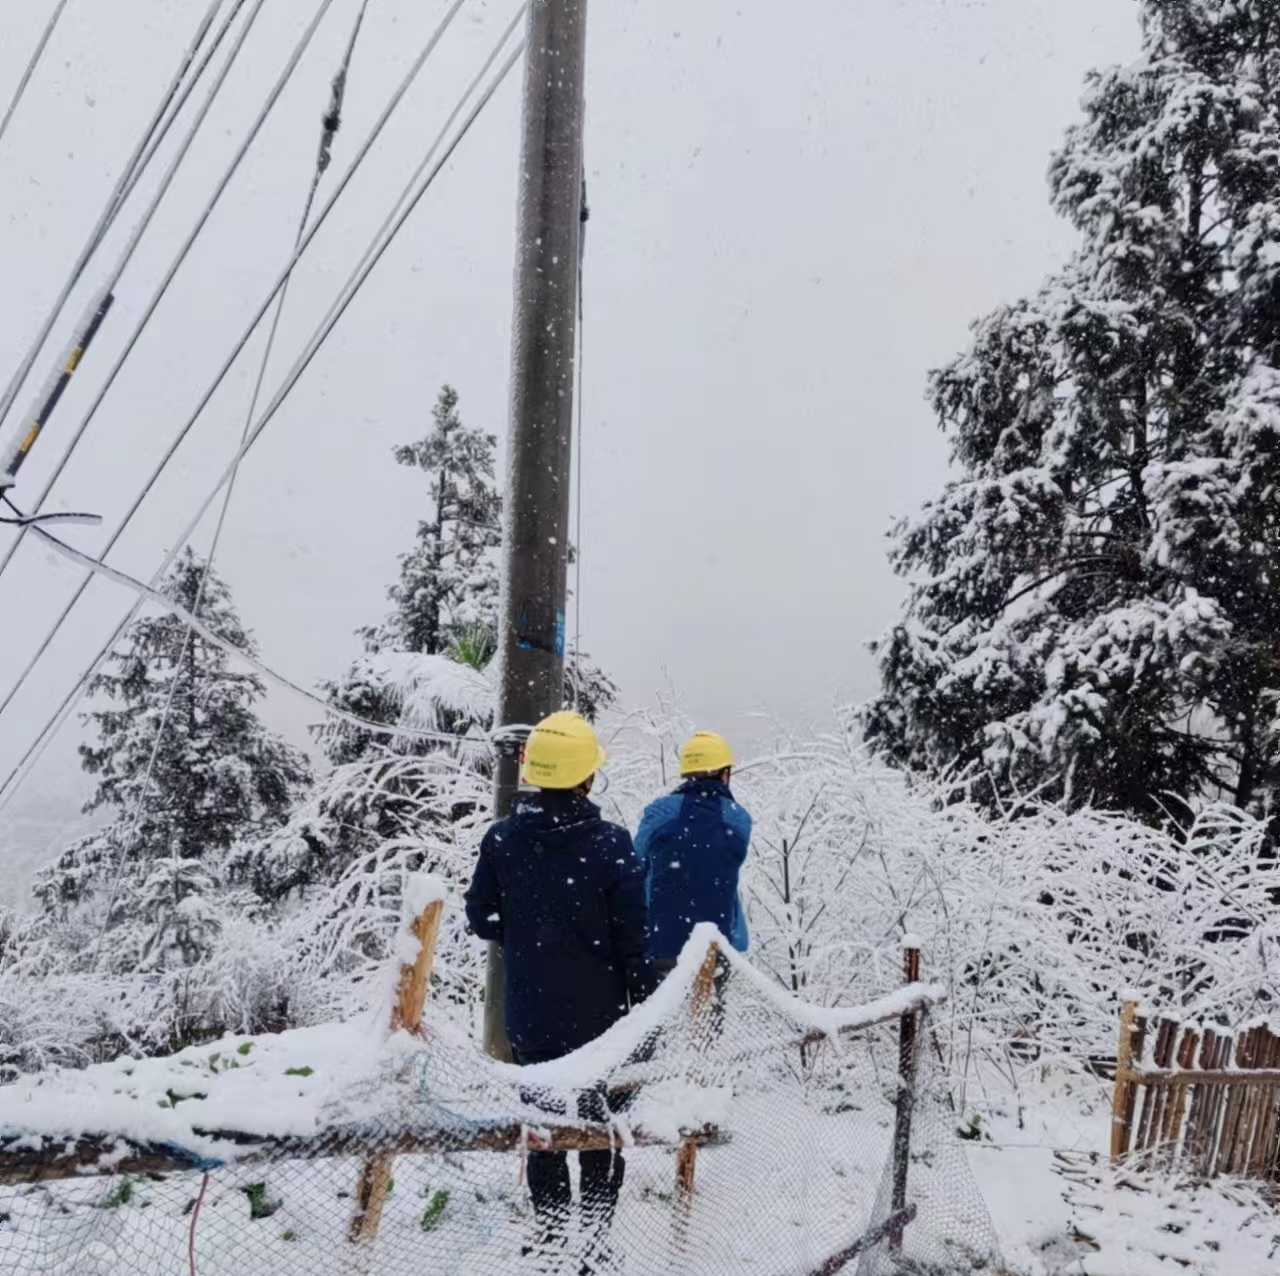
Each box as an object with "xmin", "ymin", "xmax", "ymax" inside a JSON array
[{"xmin": 489, "ymin": 724, "xmax": 532, "ymax": 760}]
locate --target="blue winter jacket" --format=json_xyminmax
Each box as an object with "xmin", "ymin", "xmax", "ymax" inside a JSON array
[
  {"xmin": 634, "ymin": 776, "xmax": 751, "ymax": 959},
  {"xmin": 465, "ymin": 791, "xmax": 657, "ymax": 1059}
]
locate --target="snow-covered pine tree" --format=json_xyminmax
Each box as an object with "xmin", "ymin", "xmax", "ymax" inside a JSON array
[
  {"xmin": 865, "ymin": 0, "xmax": 1280, "ymax": 827},
  {"xmin": 30, "ymin": 548, "xmax": 310, "ymax": 972},
  {"xmin": 322, "ymin": 384, "xmax": 614, "ymax": 767},
  {"xmin": 320, "ymin": 385, "xmax": 502, "ymax": 766},
  {"xmin": 378, "ymin": 384, "xmax": 502, "ymax": 658}
]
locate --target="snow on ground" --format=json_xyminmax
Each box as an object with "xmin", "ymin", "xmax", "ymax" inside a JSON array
[
  {"xmin": 1, "ymin": 933, "xmax": 1276, "ymax": 1276},
  {"xmin": 1, "ymin": 1036, "xmax": 1277, "ymax": 1273},
  {"xmin": 0, "ymin": 1019, "xmax": 405, "ymax": 1162},
  {"xmin": 0, "ymin": 1085, "xmax": 922, "ymax": 1275},
  {"xmin": 967, "ymin": 1095, "xmax": 1279, "ymax": 1275}
]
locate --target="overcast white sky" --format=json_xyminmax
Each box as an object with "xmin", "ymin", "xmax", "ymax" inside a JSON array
[{"xmin": 0, "ymin": 0, "xmax": 1140, "ymax": 891}]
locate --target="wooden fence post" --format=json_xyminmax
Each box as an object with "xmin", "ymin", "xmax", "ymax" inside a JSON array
[
  {"xmin": 1110, "ymin": 1000, "xmax": 1139, "ymax": 1163},
  {"xmin": 348, "ymin": 893, "xmax": 446, "ymax": 1246},
  {"xmin": 889, "ymin": 943, "xmax": 922, "ymax": 1256},
  {"xmin": 673, "ymin": 943, "xmax": 721, "ymax": 1243}
]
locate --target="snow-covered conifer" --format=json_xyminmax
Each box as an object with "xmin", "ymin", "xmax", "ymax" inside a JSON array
[
  {"xmin": 324, "ymin": 386, "xmax": 614, "ymax": 764},
  {"xmin": 30, "ymin": 549, "xmax": 311, "ymax": 972},
  {"xmin": 866, "ymin": 0, "xmax": 1280, "ymax": 825}
]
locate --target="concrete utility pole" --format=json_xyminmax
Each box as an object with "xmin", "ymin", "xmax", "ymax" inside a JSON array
[{"xmin": 484, "ymin": 0, "xmax": 590, "ymax": 1062}]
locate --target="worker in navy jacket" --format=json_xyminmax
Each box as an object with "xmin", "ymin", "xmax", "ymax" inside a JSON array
[
  {"xmin": 465, "ymin": 711, "xmax": 656, "ymax": 1267},
  {"xmin": 634, "ymin": 731, "xmax": 751, "ymax": 972}
]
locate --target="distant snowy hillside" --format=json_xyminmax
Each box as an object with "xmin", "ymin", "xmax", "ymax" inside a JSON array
[{"xmin": 0, "ymin": 772, "xmax": 94, "ymax": 910}]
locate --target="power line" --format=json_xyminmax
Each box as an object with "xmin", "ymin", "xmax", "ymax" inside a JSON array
[
  {"xmin": 0, "ymin": 11, "xmax": 526, "ymax": 813},
  {"xmin": 0, "ymin": 0, "xmax": 271, "ymax": 507},
  {"xmin": 105, "ymin": 0, "xmax": 375, "ymax": 954},
  {"xmin": 166, "ymin": 24, "xmax": 528, "ymax": 601},
  {"xmin": 0, "ymin": 0, "xmax": 222, "ymax": 448},
  {"xmin": 0, "ymin": 0, "xmax": 469, "ymax": 593},
  {"xmin": 0, "ymin": 0, "xmax": 253, "ymax": 495},
  {"xmin": 0, "ymin": 0, "xmax": 73, "ymax": 155},
  {"xmin": 125, "ymin": 0, "xmax": 257, "ymax": 211},
  {"xmin": 0, "ymin": 0, "xmax": 342, "ymax": 720},
  {"xmin": 26, "ymin": 520, "xmax": 483, "ymax": 749},
  {"xmin": 0, "ymin": 0, "xmax": 481, "ymax": 751}
]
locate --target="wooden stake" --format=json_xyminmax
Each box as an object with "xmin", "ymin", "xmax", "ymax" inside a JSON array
[
  {"xmin": 1136, "ymin": 1019, "xmax": 1175, "ymax": 1155},
  {"xmin": 1163, "ymin": 1029, "xmax": 1199, "ymax": 1166},
  {"xmin": 390, "ymin": 899, "xmax": 445, "ymax": 1035},
  {"xmin": 1219, "ymin": 1029, "xmax": 1254, "ymax": 1176},
  {"xmin": 1111, "ymin": 1001, "xmax": 1139, "ymax": 1163},
  {"xmin": 673, "ymin": 943, "xmax": 722, "ymax": 1244},
  {"xmin": 1247, "ymin": 1032, "xmax": 1279, "ymax": 1177},
  {"xmin": 1237, "ymin": 1029, "xmax": 1269, "ymax": 1177},
  {"xmin": 1183, "ymin": 1029, "xmax": 1216, "ymax": 1171},
  {"xmin": 1259, "ymin": 1031, "xmax": 1280, "ymax": 1181},
  {"xmin": 889, "ymin": 944, "xmax": 922, "ymax": 1255},
  {"xmin": 349, "ymin": 896, "xmax": 445, "ymax": 1245},
  {"xmin": 1207, "ymin": 1034, "xmax": 1235, "ymax": 1177}
]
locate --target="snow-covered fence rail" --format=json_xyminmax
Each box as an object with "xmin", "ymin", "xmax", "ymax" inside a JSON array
[
  {"xmin": 1112, "ymin": 1000, "xmax": 1280, "ymax": 1185},
  {"xmin": 0, "ymin": 890, "xmax": 997, "ymax": 1276}
]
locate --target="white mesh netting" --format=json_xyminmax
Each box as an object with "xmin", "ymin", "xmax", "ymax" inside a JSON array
[{"xmin": 0, "ymin": 934, "xmax": 1000, "ymax": 1276}]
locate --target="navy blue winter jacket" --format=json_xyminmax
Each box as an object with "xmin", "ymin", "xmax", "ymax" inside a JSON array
[
  {"xmin": 634, "ymin": 776, "xmax": 751, "ymax": 959},
  {"xmin": 464, "ymin": 790, "xmax": 657, "ymax": 1059}
]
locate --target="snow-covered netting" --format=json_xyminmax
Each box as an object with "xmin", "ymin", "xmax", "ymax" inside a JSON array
[{"xmin": 0, "ymin": 927, "xmax": 997, "ymax": 1276}]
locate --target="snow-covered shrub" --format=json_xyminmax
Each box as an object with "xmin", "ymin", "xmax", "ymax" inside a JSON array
[
  {"xmin": 593, "ymin": 705, "xmax": 1280, "ymax": 1100},
  {"xmin": 866, "ymin": 0, "xmax": 1280, "ymax": 832},
  {"xmin": 4, "ymin": 688, "xmax": 1276, "ymax": 1100},
  {"xmin": 736, "ymin": 722, "xmax": 1279, "ymax": 1099}
]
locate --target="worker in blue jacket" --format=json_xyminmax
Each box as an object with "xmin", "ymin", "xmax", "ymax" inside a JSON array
[
  {"xmin": 635, "ymin": 731, "xmax": 751, "ymax": 975},
  {"xmin": 465, "ymin": 711, "xmax": 656, "ymax": 1269}
]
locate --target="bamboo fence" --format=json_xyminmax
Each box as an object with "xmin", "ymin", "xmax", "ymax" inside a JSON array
[{"xmin": 1111, "ymin": 1000, "xmax": 1280, "ymax": 1184}]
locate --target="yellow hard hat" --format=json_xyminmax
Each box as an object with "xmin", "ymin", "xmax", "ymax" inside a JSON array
[
  {"xmin": 679, "ymin": 731, "xmax": 734, "ymax": 776},
  {"xmin": 522, "ymin": 711, "xmax": 607, "ymax": 790}
]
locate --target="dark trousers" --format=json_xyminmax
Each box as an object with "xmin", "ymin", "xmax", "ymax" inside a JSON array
[{"xmin": 512, "ymin": 1048, "xmax": 625, "ymax": 1235}]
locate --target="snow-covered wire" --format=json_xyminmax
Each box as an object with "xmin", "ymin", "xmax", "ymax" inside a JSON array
[
  {"xmin": 0, "ymin": 0, "xmax": 254, "ymax": 563},
  {"xmin": 26, "ymin": 523, "xmax": 480, "ymax": 749},
  {"xmin": 160, "ymin": 29, "xmax": 528, "ymax": 618},
  {"xmin": 0, "ymin": 495, "xmax": 100, "ymax": 529},
  {"xmin": 0, "ymin": 0, "xmax": 344, "ymax": 730},
  {"xmin": 0, "ymin": 0, "xmax": 482, "ymax": 809},
  {"xmin": 124, "ymin": 0, "xmax": 374, "ymax": 964},
  {"xmin": 0, "ymin": 0, "xmax": 73, "ymax": 155},
  {"xmin": 0, "ymin": 0, "xmax": 222, "ymax": 444},
  {"xmin": 0, "ymin": 0, "xmax": 330, "ymax": 599},
  {"xmin": 125, "ymin": 0, "xmax": 256, "ymax": 209},
  {"xmin": 0, "ymin": 12, "xmax": 527, "ymax": 815}
]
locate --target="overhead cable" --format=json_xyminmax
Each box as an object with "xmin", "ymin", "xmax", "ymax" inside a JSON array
[
  {"xmin": 0, "ymin": 0, "xmax": 344, "ymax": 716},
  {"xmin": 0, "ymin": 0, "xmax": 222, "ymax": 444},
  {"xmin": 125, "ymin": 0, "xmax": 257, "ymax": 210},
  {"xmin": 0, "ymin": 0, "xmax": 327, "ymax": 569},
  {"xmin": 0, "ymin": 0, "xmax": 253, "ymax": 491},
  {"xmin": 0, "ymin": 0, "xmax": 271, "ymax": 499},
  {"xmin": 158, "ymin": 26, "xmax": 528, "ymax": 605},
  {"xmin": 100, "ymin": 0, "xmax": 377, "ymax": 949},
  {"xmin": 0, "ymin": 8, "xmax": 525, "ymax": 812},
  {"xmin": 0, "ymin": 0, "xmax": 486, "ymax": 808},
  {"xmin": 0, "ymin": 0, "xmax": 469, "ymax": 589},
  {"xmin": 571, "ymin": 172, "xmax": 588, "ymax": 708},
  {"xmin": 27, "ymin": 522, "xmax": 481, "ymax": 748},
  {"xmin": 0, "ymin": 0, "xmax": 74, "ymax": 155}
]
